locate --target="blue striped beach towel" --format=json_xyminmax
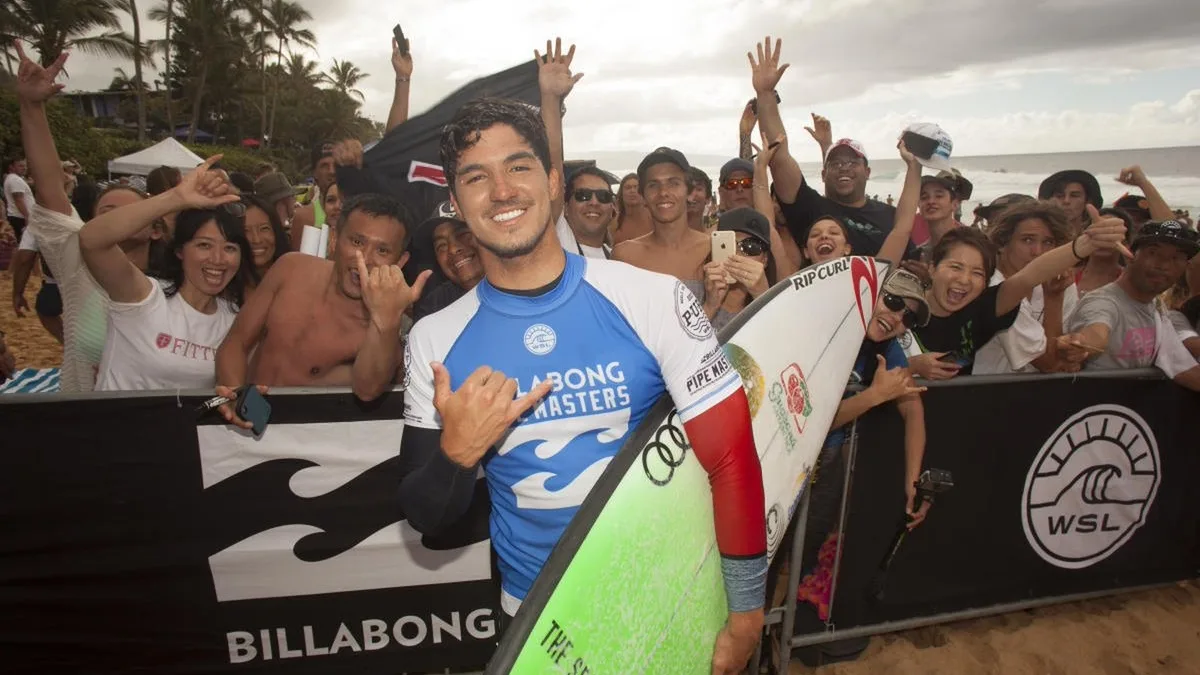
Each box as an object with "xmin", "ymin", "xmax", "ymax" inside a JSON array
[{"xmin": 0, "ymin": 368, "xmax": 61, "ymax": 394}]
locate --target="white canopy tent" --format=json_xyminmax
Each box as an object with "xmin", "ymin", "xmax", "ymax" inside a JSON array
[{"xmin": 107, "ymin": 138, "xmax": 204, "ymax": 177}]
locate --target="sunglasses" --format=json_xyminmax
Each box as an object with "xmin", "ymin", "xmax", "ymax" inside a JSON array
[
  {"xmin": 220, "ymin": 201, "xmax": 247, "ymax": 218},
  {"xmin": 881, "ymin": 292, "xmax": 920, "ymax": 328},
  {"xmin": 738, "ymin": 237, "xmax": 768, "ymax": 257},
  {"xmin": 572, "ymin": 188, "xmax": 614, "ymax": 204},
  {"xmin": 723, "ymin": 177, "xmax": 753, "ymax": 191}
]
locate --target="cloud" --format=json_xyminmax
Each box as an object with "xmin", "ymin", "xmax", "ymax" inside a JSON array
[{"xmin": 35, "ymin": 0, "xmax": 1200, "ymax": 158}]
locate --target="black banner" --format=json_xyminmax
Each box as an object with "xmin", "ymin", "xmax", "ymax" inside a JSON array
[
  {"xmin": 830, "ymin": 374, "xmax": 1200, "ymax": 629},
  {"xmin": 0, "ymin": 392, "xmax": 497, "ymax": 674}
]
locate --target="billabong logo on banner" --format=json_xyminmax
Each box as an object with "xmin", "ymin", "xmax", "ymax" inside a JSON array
[
  {"xmin": 1021, "ymin": 405, "xmax": 1160, "ymax": 570},
  {"xmin": 197, "ymin": 421, "xmax": 491, "ymax": 602}
]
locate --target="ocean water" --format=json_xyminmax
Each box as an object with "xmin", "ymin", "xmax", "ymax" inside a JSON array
[{"xmin": 582, "ymin": 145, "xmax": 1200, "ymax": 215}]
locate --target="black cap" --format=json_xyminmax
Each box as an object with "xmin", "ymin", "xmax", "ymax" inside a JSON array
[
  {"xmin": 974, "ymin": 193, "xmax": 1036, "ymax": 221},
  {"xmin": 409, "ymin": 201, "xmax": 468, "ymax": 270},
  {"xmin": 310, "ymin": 141, "xmax": 334, "ymax": 169},
  {"xmin": 636, "ymin": 147, "xmax": 690, "ymax": 186},
  {"xmin": 1114, "ymin": 193, "xmax": 1151, "ymax": 218},
  {"xmin": 920, "ymin": 169, "xmax": 973, "ymax": 200},
  {"xmin": 1131, "ymin": 219, "xmax": 1199, "ymax": 257},
  {"xmin": 717, "ymin": 207, "xmax": 771, "ymax": 246},
  {"xmin": 1038, "ymin": 170, "xmax": 1102, "ymax": 209},
  {"xmin": 719, "ymin": 158, "xmax": 755, "ymax": 184}
]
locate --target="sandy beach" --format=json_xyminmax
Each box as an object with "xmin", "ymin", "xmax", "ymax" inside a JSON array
[{"xmin": 2, "ymin": 264, "xmax": 1198, "ymax": 674}]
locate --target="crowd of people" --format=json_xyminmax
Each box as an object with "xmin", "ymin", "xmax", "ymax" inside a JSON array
[{"xmin": 2, "ymin": 33, "xmax": 1199, "ymax": 672}]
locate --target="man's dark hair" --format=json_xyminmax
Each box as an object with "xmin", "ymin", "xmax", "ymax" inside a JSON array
[
  {"xmin": 689, "ymin": 167, "xmax": 712, "ymax": 198},
  {"xmin": 5, "ymin": 156, "xmax": 24, "ymax": 172},
  {"xmin": 439, "ymin": 97, "xmax": 551, "ymax": 194},
  {"xmin": 567, "ymin": 166, "xmax": 614, "ymax": 195},
  {"xmin": 930, "ymin": 226, "xmax": 998, "ymax": 281},
  {"xmin": 337, "ymin": 192, "xmax": 414, "ymax": 252},
  {"xmin": 146, "ymin": 165, "xmax": 182, "ymax": 196}
]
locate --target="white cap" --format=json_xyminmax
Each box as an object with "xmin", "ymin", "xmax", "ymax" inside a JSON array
[{"xmin": 903, "ymin": 122, "xmax": 953, "ymax": 172}]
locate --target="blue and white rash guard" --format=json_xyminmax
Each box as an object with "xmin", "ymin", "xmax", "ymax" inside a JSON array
[{"xmin": 400, "ymin": 252, "xmax": 752, "ymax": 614}]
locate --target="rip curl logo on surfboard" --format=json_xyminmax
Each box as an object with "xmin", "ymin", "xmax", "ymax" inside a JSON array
[{"xmin": 1021, "ymin": 405, "xmax": 1160, "ymax": 570}]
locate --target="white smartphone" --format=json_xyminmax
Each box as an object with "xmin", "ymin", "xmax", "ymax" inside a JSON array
[{"xmin": 711, "ymin": 230, "xmax": 736, "ymax": 263}]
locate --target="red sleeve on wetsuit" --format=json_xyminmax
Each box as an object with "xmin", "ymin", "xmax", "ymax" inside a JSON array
[{"xmin": 682, "ymin": 387, "xmax": 767, "ymax": 558}]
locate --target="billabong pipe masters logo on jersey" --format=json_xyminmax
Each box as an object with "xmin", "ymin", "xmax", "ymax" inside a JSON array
[
  {"xmin": 674, "ymin": 280, "xmax": 713, "ymax": 341},
  {"xmin": 524, "ymin": 324, "xmax": 557, "ymax": 356},
  {"xmin": 1021, "ymin": 405, "xmax": 1160, "ymax": 570}
]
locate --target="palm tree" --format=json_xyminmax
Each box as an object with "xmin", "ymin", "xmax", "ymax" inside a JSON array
[
  {"xmin": 107, "ymin": 65, "xmax": 142, "ymax": 91},
  {"xmin": 261, "ymin": 0, "xmax": 314, "ymax": 146},
  {"xmin": 147, "ymin": 0, "xmax": 176, "ymax": 138},
  {"xmin": 9, "ymin": 0, "xmax": 133, "ymax": 68},
  {"xmin": 157, "ymin": 0, "xmax": 245, "ymax": 143},
  {"xmin": 323, "ymin": 59, "xmax": 367, "ymax": 102},
  {"xmin": 0, "ymin": 3, "xmax": 19, "ymax": 74},
  {"xmin": 113, "ymin": 0, "xmax": 149, "ymax": 141}
]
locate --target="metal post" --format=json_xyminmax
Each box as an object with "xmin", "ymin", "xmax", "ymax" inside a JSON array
[
  {"xmin": 774, "ymin": 487, "xmax": 811, "ymax": 673},
  {"xmin": 825, "ymin": 420, "xmax": 860, "ymax": 620}
]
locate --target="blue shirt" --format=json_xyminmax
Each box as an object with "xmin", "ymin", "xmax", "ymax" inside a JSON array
[{"xmin": 824, "ymin": 338, "xmax": 908, "ymax": 450}]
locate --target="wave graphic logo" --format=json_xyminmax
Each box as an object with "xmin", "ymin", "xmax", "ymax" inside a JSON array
[
  {"xmin": 1021, "ymin": 405, "xmax": 1160, "ymax": 570},
  {"xmin": 500, "ymin": 409, "xmax": 632, "ymax": 511},
  {"xmin": 197, "ymin": 421, "xmax": 491, "ymax": 602}
]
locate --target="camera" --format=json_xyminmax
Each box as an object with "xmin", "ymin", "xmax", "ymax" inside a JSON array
[{"xmin": 915, "ymin": 468, "xmax": 954, "ymax": 500}]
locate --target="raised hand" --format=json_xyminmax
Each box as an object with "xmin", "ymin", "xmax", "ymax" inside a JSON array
[
  {"xmin": 803, "ymin": 113, "xmax": 832, "ymax": 149},
  {"xmin": 434, "ymin": 364, "xmax": 554, "ymax": 469},
  {"xmin": 391, "ymin": 37, "xmax": 413, "ymax": 79},
  {"xmin": 1116, "ymin": 165, "xmax": 1148, "ymax": 188},
  {"xmin": 870, "ymin": 354, "xmax": 927, "ymax": 403},
  {"xmin": 534, "ymin": 37, "xmax": 583, "ymax": 100},
  {"xmin": 173, "ymin": 155, "xmax": 240, "ymax": 209},
  {"xmin": 898, "ymin": 138, "xmax": 921, "ymax": 169},
  {"xmin": 1077, "ymin": 205, "xmax": 1134, "ymax": 260},
  {"xmin": 355, "ymin": 250, "xmax": 430, "ymax": 333},
  {"xmin": 333, "ymin": 139, "xmax": 364, "ymax": 169},
  {"xmin": 747, "ymin": 36, "xmax": 790, "ymax": 95},
  {"xmin": 752, "ymin": 134, "xmax": 784, "ymax": 176},
  {"xmin": 739, "ymin": 100, "xmax": 758, "ymax": 136},
  {"xmin": 14, "ymin": 42, "xmax": 68, "ymax": 104}
]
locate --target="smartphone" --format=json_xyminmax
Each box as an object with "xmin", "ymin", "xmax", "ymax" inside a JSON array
[
  {"xmin": 900, "ymin": 131, "xmax": 940, "ymax": 161},
  {"xmin": 393, "ymin": 24, "xmax": 409, "ymax": 56},
  {"xmin": 236, "ymin": 386, "xmax": 272, "ymax": 436},
  {"xmin": 711, "ymin": 230, "xmax": 736, "ymax": 264},
  {"xmin": 937, "ymin": 351, "xmax": 971, "ymax": 368}
]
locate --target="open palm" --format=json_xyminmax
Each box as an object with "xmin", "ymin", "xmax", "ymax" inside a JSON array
[
  {"xmin": 535, "ymin": 37, "xmax": 583, "ymax": 99},
  {"xmin": 14, "ymin": 42, "xmax": 68, "ymax": 103},
  {"xmin": 747, "ymin": 36, "xmax": 790, "ymax": 94}
]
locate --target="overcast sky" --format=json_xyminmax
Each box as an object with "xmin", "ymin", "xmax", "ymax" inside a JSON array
[{"xmin": 53, "ymin": 0, "xmax": 1200, "ymax": 161}]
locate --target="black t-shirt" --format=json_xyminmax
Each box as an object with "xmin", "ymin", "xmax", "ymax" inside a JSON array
[
  {"xmin": 911, "ymin": 284, "xmax": 1019, "ymax": 375},
  {"xmin": 778, "ymin": 177, "xmax": 917, "ymax": 259},
  {"xmin": 412, "ymin": 280, "xmax": 467, "ymax": 322}
]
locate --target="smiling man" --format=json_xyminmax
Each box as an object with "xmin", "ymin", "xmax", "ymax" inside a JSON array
[
  {"xmin": 410, "ymin": 202, "xmax": 486, "ymax": 321},
  {"xmin": 214, "ymin": 194, "xmax": 430, "ymax": 405},
  {"xmin": 562, "ymin": 166, "xmax": 615, "ymax": 258},
  {"xmin": 397, "ymin": 97, "xmax": 768, "ymax": 674}
]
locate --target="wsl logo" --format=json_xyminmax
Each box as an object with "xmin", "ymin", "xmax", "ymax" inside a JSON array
[{"xmin": 1021, "ymin": 405, "xmax": 1160, "ymax": 570}]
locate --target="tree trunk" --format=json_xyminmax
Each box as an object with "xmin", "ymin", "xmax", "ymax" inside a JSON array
[
  {"xmin": 188, "ymin": 63, "xmax": 208, "ymax": 144},
  {"xmin": 265, "ymin": 35, "xmax": 283, "ymax": 147},
  {"xmin": 130, "ymin": 0, "xmax": 147, "ymax": 142},
  {"xmin": 164, "ymin": 0, "xmax": 175, "ymax": 138}
]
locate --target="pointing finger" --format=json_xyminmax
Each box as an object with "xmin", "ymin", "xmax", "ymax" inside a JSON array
[{"xmin": 511, "ymin": 379, "xmax": 553, "ymax": 418}]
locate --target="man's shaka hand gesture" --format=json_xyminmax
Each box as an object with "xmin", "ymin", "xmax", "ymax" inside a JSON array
[
  {"xmin": 433, "ymin": 364, "xmax": 553, "ymax": 469},
  {"xmin": 355, "ymin": 250, "xmax": 430, "ymax": 334},
  {"xmin": 14, "ymin": 41, "xmax": 68, "ymax": 104}
]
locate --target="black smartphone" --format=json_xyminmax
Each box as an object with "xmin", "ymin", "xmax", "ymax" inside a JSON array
[
  {"xmin": 938, "ymin": 351, "xmax": 970, "ymax": 368},
  {"xmin": 393, "ymin": 24, "xmax": 409, "ymax": 56},
  {"xmin": 900, "ymin": 131, "xmax": 939, "ymax": 161},
  {"xmin": 236, "ymin": 386, "xmax": 272, "ymax": 437},
  {"xmin": 916, "ymin": 468, "xmax": 954, "ymax": 494}
]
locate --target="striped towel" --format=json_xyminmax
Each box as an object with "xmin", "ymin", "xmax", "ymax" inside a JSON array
[{"xmin": 0, "ymin": 368, "xmax": 61, "ymax": 394}]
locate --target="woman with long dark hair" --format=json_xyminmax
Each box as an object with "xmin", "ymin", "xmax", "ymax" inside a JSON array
[
  {"xmin": 79, "ymin": 157, "xmax": 253, "ymax": 391},
  {"xmin": 240, "ymin": 195, "xmax": 289, "ymax": 286}
]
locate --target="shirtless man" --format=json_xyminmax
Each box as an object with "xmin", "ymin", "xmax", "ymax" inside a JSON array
[
  {"xmin": 612, "ymin": 148, "xmax": 722, "ymax": 317},
  {"xmin": 214, "ymin": 193, "xmax": 431, "ymax": 419}
]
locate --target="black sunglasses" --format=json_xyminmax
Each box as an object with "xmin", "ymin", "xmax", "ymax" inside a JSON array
[
  {"xmin": 737, "ymin": 237, "xmax": 768, "ymax": 257},
  {"xmin": 881, "ymin": 292, "xmax": 919, "ymax": 328},
  {"xmin": 219, "ymin": 201, "xmax": 247, "ymax": 218},
  {"xmin": 572, "ymin": 188, "xmax": 614, "ymax": 204}
]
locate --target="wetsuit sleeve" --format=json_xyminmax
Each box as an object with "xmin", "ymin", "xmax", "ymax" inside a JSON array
[
  {"xmin": 645, "ymin": 279, "xmax": 768, "ymax": 611},
  {"xmin": 397, "ymin": 320, "xmax": 476, "ymax": 534}
]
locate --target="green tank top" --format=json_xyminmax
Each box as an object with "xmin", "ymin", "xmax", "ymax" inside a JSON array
[{"xmin": 313, "ymin": 188, "xmax": 326, "ymax": 227}]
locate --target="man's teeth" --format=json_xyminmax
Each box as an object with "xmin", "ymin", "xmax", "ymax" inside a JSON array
[
  {"xmin": 492, "ymin": 209, "xmax": 524, "ymax": 223},
  {"xmin": 453, "ymin": 257, "xmax": 475, "ymax": 269},
  {"xmin": 878, "ymin": 318, "xmax": 893, "ymax": 332}
]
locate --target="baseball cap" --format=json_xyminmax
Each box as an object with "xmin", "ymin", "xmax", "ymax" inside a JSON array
[
  {"xmin": 825, "ymin": 138, "xmax": 868, "ymax": 165},
  {"xmin": 719, "ymin": 158, "xmax": 755, "ymax": 184},
  {"xmin": 880, "ymin": 268, "xmax": 931, "ymax": 328},
  {"xmin": 901, "ymin": 123, "xmax": 953, "ymax": 172},
  {"xmin": 1038, "ymin": 170, "xmax": 1102, "ymax": 209},
  {"xmin": 636, "ymin": 147, "xmax": 691, "ymax": 186},
  {"xmin": 310, "ymin": 141, "xmax": 335, "ymax": 168},
  {"xmin": 1131, "ymin": 219, "xmax": 1200, "ymax": 258},
  {"xmin": 920, "ymin": 169, "xmax": 973, "ymax": 200},
  {"xmin": 974, "ymin": 193, "xmax": 1036, "ymax": 222},
  {"xmin": 717, "ymin": 207, "xmax": 771, "ymax": 246},
  {"xmin": 253, "ymin": 172, "xmax": 294, "ymax": 205}
]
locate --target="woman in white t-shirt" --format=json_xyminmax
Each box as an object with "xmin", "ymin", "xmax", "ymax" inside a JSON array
[{"xmin": 80, "ymin": 156, "xmax": 253, "ymax": 391}]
